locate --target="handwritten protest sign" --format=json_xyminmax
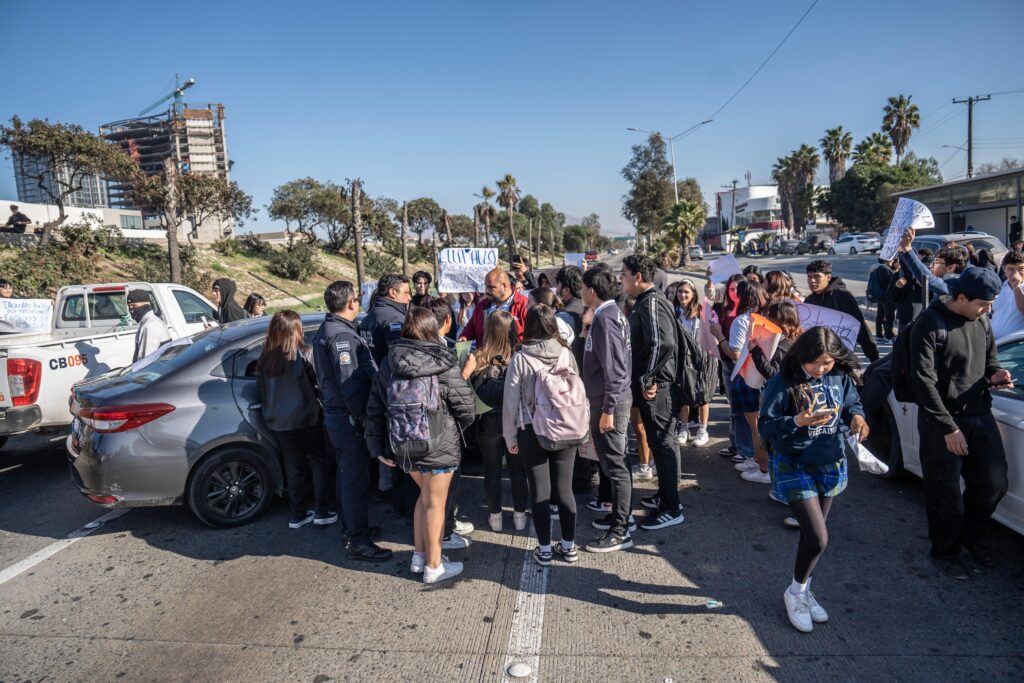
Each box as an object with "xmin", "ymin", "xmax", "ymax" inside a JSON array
[
  {"xmin": 437, "ymin": 248, "xmax": 498, "ymax": 293},
  {"xmin": 0, "ymin": 299, "xmax": 53, "ymax": 332},
  {"xmin": 793, "ymin": 302, "xmax": 859, "ymax": 351},
  {"xmin": 707, "ymin": 255, "xmax": 743, "ymax": 284},
  {"xmin": 731, "ymin": 313, "xmax": 781, "ymax": 389},
  {"xmin": 563, "ymin": 252, "xmax": 585, "ymax": 268},
  {"xmin": 880, "ymin": 197, "xmax": 935, "ymax": 260},
  {"xmin": 697, "ymin": 299, "xmax": 720, "ymax": 358},
  {"xmin": 360, "ymin": 282, "xmax": 377, "ymax": 310}
]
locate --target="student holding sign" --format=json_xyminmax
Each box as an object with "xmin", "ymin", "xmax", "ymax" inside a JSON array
[{"xmin": 804, "ymin": 261, "xmax": 879, "ymax": 362}]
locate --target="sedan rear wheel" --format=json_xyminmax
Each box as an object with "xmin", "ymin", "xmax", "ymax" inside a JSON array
[
  {"xmin": 850, "ymin": 247, "xmax": 858, "ymax": 255},
  {"xmin": 828, "ymin": 248, "xmax": 836, "ymax": 255},
  {"xmin": 187, "ymin": 448, "xmax": 273, "ymax": 527}
]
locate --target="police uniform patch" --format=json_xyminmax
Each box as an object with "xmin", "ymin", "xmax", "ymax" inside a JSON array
[
  {"xmin": 339, "ymin": 352, "xmax": 352, "ymax": 365},
  {"xmin": 389, "ymin": 322, "xmax": 403, "ymax": 331},
  {"xmin": 335, "ymin": 341, "xmax": 351, "ymax": 351}
]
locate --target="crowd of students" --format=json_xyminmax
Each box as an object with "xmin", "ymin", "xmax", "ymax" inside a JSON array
[{"xmin": 246, "ymin": 244, "xmax": 1020, "ymax": 629}]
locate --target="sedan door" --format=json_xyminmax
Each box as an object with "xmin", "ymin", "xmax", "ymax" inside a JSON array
[{"xmin": 991, "ymin": 337, "xmax": 1024, "ymax": 535}]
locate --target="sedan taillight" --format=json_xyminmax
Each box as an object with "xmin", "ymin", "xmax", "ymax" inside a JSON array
[
  {"xmin": 78, "ymin": 403, "xmax": 176, "ymax": 433},
  {"xmin": 7, "ymin": 358, "xmax": 42, "ymax": 406}
]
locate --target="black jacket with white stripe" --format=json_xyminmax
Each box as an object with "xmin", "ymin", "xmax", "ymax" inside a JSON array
[{"xmin": 628, "ymin": 286, "xmax": 678, "ymax": 394}]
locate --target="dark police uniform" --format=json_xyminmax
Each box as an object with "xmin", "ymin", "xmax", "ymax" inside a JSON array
[
  {"xmin": 359, "ymin": 296, "xmax": 407, "ymax": 366},
  {"xmin": 313, "ymin": 313, "xmax": 378, "ymax": 547}
]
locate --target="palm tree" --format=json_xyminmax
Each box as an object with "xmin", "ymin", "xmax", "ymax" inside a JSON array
[
  {"xmin": 882, "ymin": 94, "xmax": 921, "ymax": 165},
  {"xmin": 474, "ymin": 186, "xmax": 496, "ymax": 248},
  {"xmin": 772, "ymin": 155, "xmax": 795, "ymax": 235},
  {"xmin": 819, "ymin": 126, "xmax": 853, "ymax": 184},
  {"xmin": 852, "ymin": 132, "xmax": 893, "ymax": 166},
  {"xmin": 496, "ymin": 174, "xmax": 520, "ymax": 261},
  {"xmin": 791, "ymin": 144, "xmax": 821, "ymax": 234},
  {"xmin": 663, "ymin": 199, "xmax": 708, "ymax": 268}
]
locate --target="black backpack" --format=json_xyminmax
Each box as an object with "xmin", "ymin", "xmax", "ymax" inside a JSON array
[
  {"xmin": 891, "ymin": 308, "xmax": 946, "ymax": 402},
  {"xmin": 866, "ymin": 266, "xmax": 885, "ymax": 304}
]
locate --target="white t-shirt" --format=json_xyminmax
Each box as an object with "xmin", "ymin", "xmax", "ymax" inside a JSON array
[{"xmin": 992, "ymin": 280, "xmax": 1024, "ymax": 339}]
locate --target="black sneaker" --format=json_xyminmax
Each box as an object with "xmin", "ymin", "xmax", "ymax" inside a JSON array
[
  {"xmin": 553, "ymin": 543, "xmax": 579, "ymax": 563},
  {"xmin": 718, "ymin": 445, "xmax": 737, "ymax": 457},
  {"xmin": 936, "ymin": 556, "xmax": 971, "ymax": 580},
  {"xmin": 347, "ymin": 542, "xmax": 393, "ymax": 562},
  {"xmin": 964, "ymin": 543, "xmax": 998, "ymax": 567},
  {"xmin": 288, "ymin": 510, "xmax": 315, "ymax": 529},
  {"xmin": 585, "ymin": 498, "xmax": 612, "ymax": 513},
  {"xmin": 591, "ymin": 513, "xmax": 637, "ymax": 533},
  {"xmin": 639, "ymin": 507, "xmax": 685, "ymax": 530},
  {"xmin": 585, "ymin": 531, "xmax": 634, "ymax": 553},
  {"xmin": 640, "ymin": 495, "xmax": 661, "ymax": 510},
  {"xmin": 313, "ymin": 511, "xmax": 338, "ymax": 526},
  {"xmin": 533, "ymin": 546, "xmax": 553, "ymax": 566}
]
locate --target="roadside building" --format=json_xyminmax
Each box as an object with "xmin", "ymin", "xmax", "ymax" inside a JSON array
[{"xmin": 893, "ymin": 168, "xmax": 1024, "ymax": 245}]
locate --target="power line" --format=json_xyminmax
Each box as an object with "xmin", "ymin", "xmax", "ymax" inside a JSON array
[
  {"xmin": 914, "ymin": 107, "xmax": 963, "ymax": 142},
  {"xmin": 704, "ymin": 0, "xmax": 820, "ymax": 121}
]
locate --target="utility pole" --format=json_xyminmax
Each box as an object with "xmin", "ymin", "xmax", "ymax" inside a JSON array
[
  {"xmin": 401, "ymin": 202, "xmax": 410, "ymax": 277},
  {"xmin": 952, "ymin": 95, "xmax": 991, "ymax": 179},
  {"xmin": 351, "ymin": 179, "xmax": 365, "ymax": 292},
  {"xmin": 721, "ymin": 179, "xmax": 739, "ymax": 251}
]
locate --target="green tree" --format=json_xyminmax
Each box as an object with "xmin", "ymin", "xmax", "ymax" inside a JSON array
[
  {"xmin": 474, "ymin": 186, "xmax": 496, "ymax": 248},
  {"xmin": 496, "ymin": 174, "xmax": 521, "ymax": 261},
  {"xmin": 663, "ymin": 199, "xmax": 708, "ymax": 267},
  {"xmin": 882, "ymin": 94, "xmax": 921, "ymax": 165},
  {"xmin": 818, "ymin": 152, "xmax": 942, "ymax": 230},
  {"xmin": 852, "ymin": 132, "xmax": 893, "ymax": 166},
  {"xmin": 820, "ymin": 126, "xmax": 853, "ymax": 184},
  {"xmin": 791, "ymin": 144, "xmax": 821, "ymax": 233},
  {"xmin": 405, "ymin": 197, "xmax": 443, "ymax": 246},
  {"xmin": 0, "ymin": 116, "xmax": 136, "ymax": 247},
  {"xmin": 772, "ymin": 155, "xmax": 796, "ymax": 234},
  {"xmin": 621, "ymin": 133, "xmax": 674, "ymax": 251},
  {"xmin": 675, "ymin": 177, "xmax": 707, "ymax": 212}
]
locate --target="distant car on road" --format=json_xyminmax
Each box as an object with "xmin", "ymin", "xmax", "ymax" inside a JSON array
[
  {"xmin": 67, "ymin": 315, "xmax": 325, "ymax": 528},
  {"xmin": 860, "ymin": 329, "xmax": 1024, "ymax": 536},
  {"xmin": 829, "ymin": 232, "xmax": 881, "ymax": 255},
  {"xmin": 909, "ymin": 231, "xmax": 1008, "ymax": 265},
  {"xmin": 584, "ymin": 250, "xmax": 599, "ymax": 261},
  {"xmin": 771, "ymin": 239, "xmax": 800, "ymax": 255},
  {"xmin": 688, "ymin": 245, "xmax": 704, "ymax": 260},
  {"xmin": 796, "ymin": 235, "xmax": 833, "ymax": 254}
]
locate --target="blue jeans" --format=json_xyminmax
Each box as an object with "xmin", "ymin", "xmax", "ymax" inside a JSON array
[{"xmin": 721, "ymin": 359, "xmax": 754, "ymax": 458}]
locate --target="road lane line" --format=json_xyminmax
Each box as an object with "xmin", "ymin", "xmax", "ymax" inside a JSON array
[
  {"xmin": 501, "ymin": 521, "xmax": 547, "ymax": 683},
  {"xmin": 0, "ymin": 509, "xmax": 129, "ymax": 586}
]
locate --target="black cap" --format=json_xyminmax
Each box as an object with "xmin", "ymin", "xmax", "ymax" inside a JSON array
[
  {"xmin": 127, "ymin": 290, "xmax": 153, "ymax": 305},
  {"xmin": 947, "ymin": 267, "xmax": 1002, "ymax": 301}
]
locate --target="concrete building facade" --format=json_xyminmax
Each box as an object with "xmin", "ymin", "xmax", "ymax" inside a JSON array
[
  {"xmin": 100, "ymin": 104, "xmax": 231, "ymax": 243},
  {"xmin": 13, "ymin": 154, "xmax": 109, "ymax": 209}
]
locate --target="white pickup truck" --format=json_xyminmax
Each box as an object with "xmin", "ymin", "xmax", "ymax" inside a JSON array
[{"xmin": 0, "ymin": 282, "xmax": 217, "ymax": 446}]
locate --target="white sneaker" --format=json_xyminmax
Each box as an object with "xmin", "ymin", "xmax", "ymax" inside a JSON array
[
  {"xmin": 454, "ymin": 520, "xmax": 474, "ymax": 536},
  {"xmin": 676, "ymin": 425, "xmax": 689, "ymax": 446},
  {"xmin": 741, "ymin": 469, "xmax": 771, "ymax": 484},
  {"xmin": 692, "ymin": 428, "xmax": 710, "ymax": 447},
  {"xmin": 784, "ymin": 516, "xmax": 801, "ymax": 529},
  {"xmin": 488, "ymin": 513, "xmax": 503, "ymax": 532},
  {"xmin": 783, "ymin": 589, "xmax": 813, "ymax": 633},
  {"xmin": 734, "ymin": 458, "xmax": 759, "ymax": 472},
  {"xmin": 513, "ymin": 511, "xmax": 528, "ymax": 531},
  {"xmin": 423, "ymin": 559, "xmax": 464, "ymax": 584},
  {"xmin": 633, "ymin": 464, "xmax": 654, "ymax": 480},
  {"xmin": 807, "ymin": 591, "xmax": 829, "ymax": 623},
  {"xmin": 441, "ymin": 533, "xmax": 471, "ymax": 549},
  {"xmin": 410, "ymin": 553, "xmax": 448, "ymax": 574},
  {"xmin": 730, "ymin": 453, "xmax": 747, "ymax": 463}
]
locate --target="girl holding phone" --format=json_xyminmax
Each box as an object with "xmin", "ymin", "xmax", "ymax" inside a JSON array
[{"xmin": 758, "ymin": 327, "xmax": 869, "ymax": 633}]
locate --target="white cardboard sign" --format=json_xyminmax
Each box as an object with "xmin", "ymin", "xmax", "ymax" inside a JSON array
[
  {"xmin": 707, "ymin": 255, "xmax": 743, "ymax": 284},
  {"xmin": 360, "ymin": 282, "xmax": 377, "ymax": 310},
  {"xmin": 437, "ymin": 248, "xmax": 499, "ymax": 293},
  {"xmin": 563, "ymin": 252, "xmax": 585, "ymax": 268},
  {"xmin": 880, "ymin": 197, "xmax": 935, "ymax": 260},
  {"xmin": 0, "ymin": 298, "xmax": 53, "ymax": 332},
  {"xmin": 793, "ymin": 302, "xmax": 860, "ymax": 351}
]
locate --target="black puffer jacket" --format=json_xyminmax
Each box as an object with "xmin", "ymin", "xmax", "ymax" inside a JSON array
[{"xmin": 365, "ymin": 338, "xmax": 475, "ymax": 470}]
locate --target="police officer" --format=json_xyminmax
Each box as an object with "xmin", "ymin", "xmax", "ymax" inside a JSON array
[
  {"xmin": 360, "ymin": 274, "xmax": 411, "ymax": 366},
  {"xmin": 313, "ymin": 281, "xmax": 392, "ymax": 562}
]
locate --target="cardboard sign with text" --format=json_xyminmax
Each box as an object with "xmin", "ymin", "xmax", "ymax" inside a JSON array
[
  {"xmin": 437, "ymin": 248, "xmax": 499, "ymax": 293},
  {"xmin": 731, "ymin": 313, "xmax": 782, "ymax": 390},
  {"xmin": 880, "ymin": 197, "xmax": 935, "ymax": 260},
  {"xmin": 0, "ymin": 298, "xmax": 53, "ymax": 332},
  {"xmin": 793, "ymin": 302, "xmax": 859, "ymax": 351}
]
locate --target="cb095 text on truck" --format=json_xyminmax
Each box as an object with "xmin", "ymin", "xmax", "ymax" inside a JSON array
[{"xmin": 49, "ymin": 355, "xmax": 89, "ymax": 371}]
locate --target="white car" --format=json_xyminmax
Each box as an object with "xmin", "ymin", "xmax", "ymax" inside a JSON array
[
  {"xmin": 872, "ymin": 329, "xmax": 1024, "ymax": 535},
  {"xmin": 829, "ymin": 232, "xmax": 882, "ymax": 255}
]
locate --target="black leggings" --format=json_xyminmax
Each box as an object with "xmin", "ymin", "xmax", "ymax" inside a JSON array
[
  {"xmin": 273, "ymin": 426, "xmax": 331, "ymax": 517},
  {"xmin": 517, "ymin": 425, "xmax": 576, "ymax": 546},
  {"xmin": 479, "ymin": 417, "xmax": 529, "ymax": 514},
  {"xmin": 789, "ymin": 495, "xmax": 833, "ymax": 583}
]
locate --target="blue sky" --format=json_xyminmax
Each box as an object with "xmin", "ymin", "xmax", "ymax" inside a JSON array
[{"xmin": 1, "ymin": 0, "xmax": 1021, "ymax": 235}]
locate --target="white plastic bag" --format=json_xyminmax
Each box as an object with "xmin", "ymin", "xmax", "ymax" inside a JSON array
[{"xmin": 846, "ymin": 435, "xmax": 889, "ymax": 475}]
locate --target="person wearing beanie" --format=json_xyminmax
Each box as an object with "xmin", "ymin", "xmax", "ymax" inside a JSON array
[
  {"xmin": 127, "ymin": 289, "xmax": 171, "ymax": 361},
  {"xmin": 909, "ymin": 266, "xmax": 1013, "ymax": 580}
]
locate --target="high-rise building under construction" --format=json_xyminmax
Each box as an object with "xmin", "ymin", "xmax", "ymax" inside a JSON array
[{"xmin": 100, "ymin": 103, "xmax": 231, "ymax": 242}]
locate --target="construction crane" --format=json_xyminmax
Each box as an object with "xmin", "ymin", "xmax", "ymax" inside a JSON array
[{"xmin": 138, "ymin": 75, "xmax": 195, "ymax": 117}]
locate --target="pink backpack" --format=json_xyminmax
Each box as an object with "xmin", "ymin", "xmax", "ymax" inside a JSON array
[{"xmin": 524, "ymin": 350, "xmax": 591, "ymax": 451}]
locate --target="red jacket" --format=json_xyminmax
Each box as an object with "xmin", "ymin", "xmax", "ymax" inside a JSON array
[{"xmin": 458, "ymin": 291, "xmax": 529, "ymax": 345}]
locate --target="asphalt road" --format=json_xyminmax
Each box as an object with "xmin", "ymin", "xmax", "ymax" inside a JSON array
[{"xmin": 1, "ymin": 254, "xmax": 1022, "ymax": 682}]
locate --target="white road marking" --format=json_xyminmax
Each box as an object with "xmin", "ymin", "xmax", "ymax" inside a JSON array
[
  {"xmin": 501, "ymin": 521, "xmax": 547, "ymax": 683},
  {"xmin": 0, "ymin": 509, "xmax": 129, "ymax": 586}
]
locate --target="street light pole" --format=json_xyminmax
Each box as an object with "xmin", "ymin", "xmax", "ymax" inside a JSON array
[{"xmin": 627, "ymin": 119, "xmax": 712, "ymax": 207}]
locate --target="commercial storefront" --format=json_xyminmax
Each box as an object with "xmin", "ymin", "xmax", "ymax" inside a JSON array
[{"xmin": 894, "ymin": 168, "xmax": 1023, "ymax": 245}]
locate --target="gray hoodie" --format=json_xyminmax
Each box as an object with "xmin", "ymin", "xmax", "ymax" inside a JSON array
[{"xmin": 502, "ymin": 337, "xmax": 578, "ymax": 448}]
